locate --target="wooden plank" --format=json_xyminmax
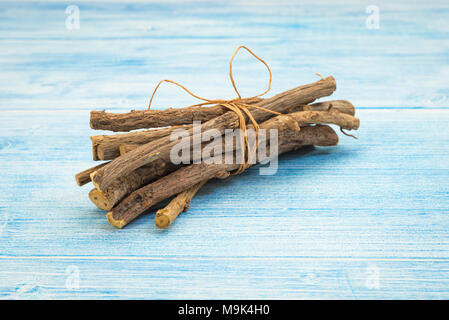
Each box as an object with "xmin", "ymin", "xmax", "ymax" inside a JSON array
[
  {"xmin": 0, "ymin": 1, "xmax": 448, "ymax": 110},
  {"xmin": 0, "ymin": 109, "xmax": 449, "ymax": 298},
  {"xmin": 0, "ymin": 256, "xmax": 448, "ymax": 299},
  {"xmin": 1, "ymin": 0, "xmax": 449, "ymax": 299}
]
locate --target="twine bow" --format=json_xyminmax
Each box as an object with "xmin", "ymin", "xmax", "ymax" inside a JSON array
[{"xmin": 148, "ymin": 46, "xmax": 282, "ymax": 174}]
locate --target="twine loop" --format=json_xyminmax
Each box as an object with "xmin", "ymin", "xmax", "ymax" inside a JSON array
[{"xmin": 148, "ymin": 46, "xmax": 282, "ymax": 174}]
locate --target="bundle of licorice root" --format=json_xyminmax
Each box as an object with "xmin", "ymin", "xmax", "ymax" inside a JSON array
[{"xmin": 75, "ymin": 74, "xmax": 360, "ymax": 230}]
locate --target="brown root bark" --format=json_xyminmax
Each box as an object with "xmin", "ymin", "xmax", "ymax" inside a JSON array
[
  {"xmin": 119, "ymin": 143, "xmax": 140, "ymax": 155},
  {"xmin": 90, "ymin": 99, "xmax": 354, "ymax": 161},
  {"xmin": 89, "ymin": 106, "xmax": 358, "ymax": 211},
  {"xmin": 90, "ymin": 97, "xmax": 263, "ymax": 132},
  {"xmin": 309, "ymin": 100, "xmax": 355, "ymax": 116},
  {"xmin": 92, "ymin": 107, "xmax": 358, "ymax": 195},
  {"xmin": 91, "ymin": 125, "xmax": 189, "ymax": 161},
  {"xmin": 75, "ymin": 162, "xmax": 109, "ymax": 186},
  {"xmin": 89, "ymin": 113, "xmax": 299, "ymax": 211},
  {"xmin": 92, "ymin": 76, "xmax": 337, "ymax": 190}
]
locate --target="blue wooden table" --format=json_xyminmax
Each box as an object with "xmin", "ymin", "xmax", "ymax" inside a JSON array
[{"xmin": 1, "ymin": 0, "xmax": 448, "ymax": 299}]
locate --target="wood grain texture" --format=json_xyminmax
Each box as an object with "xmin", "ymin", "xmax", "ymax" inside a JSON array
[
  {"xmin": 1, "ymin": 109, "xmax": 449, "ymax": 299},
  {"xmin": 1, "ymin": 0, "xmax": 448, "ymax": 111},
  {"xmin": 1, "ymin": 0, "xmax": 449, "ymax": 299}
]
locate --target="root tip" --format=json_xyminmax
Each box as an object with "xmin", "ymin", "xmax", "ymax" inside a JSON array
[
  {"xmin": 89, "ymin": 189, "xmax": 112, "ymax": 211},
  {"xmin": 155, "ymin": 211, "xmax": 171, "ymax": 229},
  {"xmin": 106, "ymin": 212, "xmax": 126, "ymax": 229}
]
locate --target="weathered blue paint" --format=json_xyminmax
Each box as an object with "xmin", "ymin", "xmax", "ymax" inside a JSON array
[{"xmin": 0, "ymin": 1, "xmax": 448, "ymax": 299}]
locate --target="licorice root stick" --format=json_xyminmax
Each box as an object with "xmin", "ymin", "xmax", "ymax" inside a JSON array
[
  {"xmin": 91, "ymin": 76, "xmax": 337, "ymax": 191},
  {"xmin": 155, "ymin": 181, "xmax": 207, "ymax": 229},
  {"xmin": 92, "ymin": 99, "xmax": 355, "ymax": 161},
  {"xmin": 90, "ymin": 97, "xmax": 263, "ymax": 132},
  {"xmin": 90, "ymin": 108, "xmax": 358, "ymax": 211},
  {"xmin": 75, "ymin": 162, "xmax": 109, "ymax": 186}
]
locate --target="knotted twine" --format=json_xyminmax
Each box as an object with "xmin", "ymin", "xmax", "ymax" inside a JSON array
[{"xmin": 147, "ymin": 46, "xmax": 283, "ymax": 175}]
